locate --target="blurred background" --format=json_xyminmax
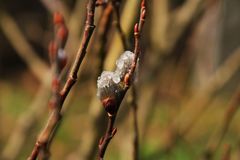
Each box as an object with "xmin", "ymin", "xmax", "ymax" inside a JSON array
[{"xmin": 1, "ymin": 0, "xmax": 240, "ymax": 159}]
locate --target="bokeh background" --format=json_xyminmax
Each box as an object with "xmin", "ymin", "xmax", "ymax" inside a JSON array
[{"xmin": 1, "ymin": 0, "xmax": 240, "ymax": 159}]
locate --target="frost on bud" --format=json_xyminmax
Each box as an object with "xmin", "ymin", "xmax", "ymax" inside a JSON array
[
  {"xmin": 97, "ymin": 71, "xmax": 124, "ymax": 115},
  {"xmin": 115, "ymin": 51, "xmax": 135, "ymax": 78},
  {"xmin": 97, "ymin": 51, "xmax": 136, "ymax": 115}
]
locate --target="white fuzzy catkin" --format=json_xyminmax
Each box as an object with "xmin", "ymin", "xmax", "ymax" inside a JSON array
[{"xmin": 97, "ymin": 51, "xmax": 135, "ymax": 99}]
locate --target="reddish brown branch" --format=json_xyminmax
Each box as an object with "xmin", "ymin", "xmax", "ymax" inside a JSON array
[
  {"xmin": 111, "ymin": 1, "xmax": 142, "ymax": 159},
  {"xmin": 131, "ymin": 86, "xmax": 139, "ymax": 160},
  {"xmin": 125, "ymin": 2, "xmax": 145, "ymax": 87},
  {"xmin": 97, "ymin": 1, "xmax": 146, "ymax": 159},
  {"xmin": 98, "ymin": 115, "xmax": 117, "ymax": 160},
  {"xmin": 128, "ymin": 2, "xmax": 145, "ymax": 159},
  {"xmin": 28, "ymin": 0, "xmax": 97, "ymax": 159},
  {"xmin": 60, "ymin": 0, "xmax": 96, "ymax": 101}
]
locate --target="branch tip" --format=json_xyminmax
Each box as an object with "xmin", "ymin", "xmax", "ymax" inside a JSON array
[
  {"xmin": 141, "ymin": 8, "xmax": 146, "ymax": 20},
  {"xmin": 141, "ymin": 0, "xmax": 146, "ymax": 8}
]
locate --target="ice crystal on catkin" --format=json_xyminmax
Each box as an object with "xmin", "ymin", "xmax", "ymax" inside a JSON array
[
  {"xmin": 115, "ymin": 51, "xmax": 134, "ymax": 77},
  {"xmin": 97, "ymin": 51, "xmax": 135, "ymax": 100}
]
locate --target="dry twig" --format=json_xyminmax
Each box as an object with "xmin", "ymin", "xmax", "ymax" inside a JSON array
[
  {"xmin": 67, "ymin": 1, "xmax": 141, "ymax": 159},
  {"xmin": 28, "ymin": 0, "xmax": 97, "ymax": 159},
  {"xmin": 97, "ymin": 1, "xmax": 146, "ymax": 159},
  {"xmin": 131, "ymin": 87, "xmax": 139, "ymax": 160}
]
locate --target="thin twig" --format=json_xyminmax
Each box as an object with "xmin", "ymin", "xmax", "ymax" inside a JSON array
[
  {"xmin": 66, "ymin": 1, "xmax": 142, "ymax": 159},
  {"xmin": 111, "ymin": 4, "xmax": 141, "ymax": 157},
  {"xmin": 111, "ymin": 2, "xmax": 141, "ymax": 158},
  {"xmin": 28, "ymin": 0, "xmax": 97, "ymax": 159},
  {"xmin": 131, "ymin": 86, "xmax": 139, "ymax": 160},
  {"xmin": 98, "ymin": 115, "xmax": 117, "ymax": 160},
  {"xmin": 97, "ymin": 1, "xmax": 146, "ymax": 159},
  {"xmin": 60, "ymin": 0, "xmax": 96, "ymax": 102},
  {"xmin": 125, "ymin": 4, "xmax": 145, "ymax": 87},
  {"xmin": 130, "ymin": 1, "xmax": 146, "ymax": 159},
  {"xmin": 65, "ymin": 4, "xmax": 115, "ymax": 160}
]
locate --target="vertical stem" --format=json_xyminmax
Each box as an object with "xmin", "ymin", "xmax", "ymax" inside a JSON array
[
  {"xmin": 131, "ymin": 86, "xmax": 139, "ymax": 160},
  {"xmin": 98, "ymin": 115, "xmax": 117, "ymax": 160},
  {"xmin": 28, "ymin": 0, "xmax": 97, "ymax": 159}
]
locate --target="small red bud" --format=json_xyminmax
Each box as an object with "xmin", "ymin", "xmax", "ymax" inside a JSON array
[
  {"xmin": 53, "ymin": 12, "xmax": 64, "ymax": 25},
  {"xmin": 124, "ymin": 73, "xmax": 130, "ymax": 86},
  {"xmin": 56, "ymin": 25, "xmax": 68, "ymax": 48},
  {"xmin": 141, "ymin": 8, "xmax": 146, "ymax": 20},
  {"xmin": 134, "ymin": 23, "xmax": 139, "ymax": 33},
  {"xmin": 141, "ymin": 0, "xmax": 145, "ymax": 8}
]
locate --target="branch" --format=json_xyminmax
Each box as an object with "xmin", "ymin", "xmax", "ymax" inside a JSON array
[
  {"xmin": 97, "ymin": 1, "xmax": 146, "ymax": 159},
  {"xmin": 65, "ymin": 4, "xmax": 114, "ymax": 159},
  {"xmin": 109, "ymin": 4, "xmax": 141, "ymax": 157},
  {"xmin": 66, "ymin": 1, "xmax": 142, "ymax": 159},
  {"xmin": 124, "ymin": 0, "xmax": 145, "ymax": 87},
  {"xmin": 128, "ymin": 1, "xmax": 146, "ymax": 159},
  {"xmin": 60, "ymin": 0, "xmax": 96, "ymax": 102},
  {"xmin": 131, "ymin": 86, "xmax": 139, "ymax": 160},
  {"xmin": 28, "ymin": 0, "xmax": 97, "ymax": 159},
  {"xmin": 98, "ymin": 115, "xmax": 117, "ymax": 159}
]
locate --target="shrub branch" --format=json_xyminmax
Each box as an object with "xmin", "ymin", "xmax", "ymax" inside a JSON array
[
  {"xmin": 27, "ymin": 0, "xmax": 97, "ymax": 159},
  {"xmin": 97, "ymin": 1, "xmax": 146, "ymax": 159}
]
